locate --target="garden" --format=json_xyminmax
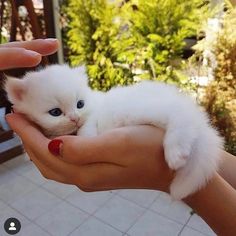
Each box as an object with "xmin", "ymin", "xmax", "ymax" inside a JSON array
[
  {"xmin": 62, "ymin": 0, "xmax": 235, "ymax": 155},
  {"xmin": 1, "ymin": 0, "xmax": 235, "ymax": 155},
  {"xmin": 0, "ymin": 1, "xmax": 235, "ymax": 235}
]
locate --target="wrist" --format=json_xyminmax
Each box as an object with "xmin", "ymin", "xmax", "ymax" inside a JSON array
[
  {"xmin": 183, "ymin": 173, "xmax": 219, "ymax": 205},
  {"xmin": 183, "ymin": 173, "xmax": 236, "ymax": 236}
]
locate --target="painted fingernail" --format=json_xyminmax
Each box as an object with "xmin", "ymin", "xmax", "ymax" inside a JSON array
[
  {"xmin": 48, "ymin": 139, "xmax": 63, "ymax": 156},
  {"xmin": 45, "ymin": 38, "xmax": 58, "ymax": 42}
]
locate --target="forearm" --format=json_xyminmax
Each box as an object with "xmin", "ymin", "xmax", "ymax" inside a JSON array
[
  {"xmin": 184, "ymin": 173, "xmax": 236, "ymax": 236},
  {"xmin": 218, "ymin": 151, "xmax": 236, "ymax": 190},
  {"xmin": 5, "ymin": 115, "xmax": 236, "ymax": 235}
]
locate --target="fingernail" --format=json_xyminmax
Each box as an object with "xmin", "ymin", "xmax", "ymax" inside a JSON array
[
  {"xmin": 45, "ymin": 38, "xmax": 58, "ymax": 42},
  {"xmin": 48, "ymin": 139, "xmax": 63, "ymax": 156},
  {"xmin": 25, "ymin": 50, "xmax": 40, "ymax": 57}
]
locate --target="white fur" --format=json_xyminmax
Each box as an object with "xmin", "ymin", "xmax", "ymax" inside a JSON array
[{"xmin": 4, "ymin": 65, "xmax": 223, "ymax": 199}]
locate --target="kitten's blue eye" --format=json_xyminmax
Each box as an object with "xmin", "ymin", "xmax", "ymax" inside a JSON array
[
  {"xmin": 48, "ymin": 108, "xmax": 62, "ymax": 117},
  {"xmin": 77, "ymin": 100, "xmax": 84, "ymax": 109}
]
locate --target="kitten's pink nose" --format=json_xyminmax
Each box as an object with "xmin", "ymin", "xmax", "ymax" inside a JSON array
[{"xmin": 69, "ymin": 115, "xmax": 79, "ymax": 123}]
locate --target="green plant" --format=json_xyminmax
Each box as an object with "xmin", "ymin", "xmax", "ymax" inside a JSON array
[
  {"xmin": 64, "ymin": 0, "xmax": 211, "ymax": 91},
  {"xmin": 0, "ymin": 0, "xmax": 11, "ymax": 44},
  {"xmin": 201, "ymin": 8, "xmax": 236, "ymax": 155},
  {"xmin": 65, "ymin": 0, "xmax": 128, "ymax": 90}
]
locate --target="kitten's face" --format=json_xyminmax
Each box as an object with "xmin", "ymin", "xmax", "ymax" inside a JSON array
[{"xmin": 5, "ymin": 65, "xmax": 92, "ymax": 137}]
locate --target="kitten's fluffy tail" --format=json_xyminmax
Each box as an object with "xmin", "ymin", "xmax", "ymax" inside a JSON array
[{"xmin": 170, "ymin": 125, "xmax": 224, "ymax": 200}]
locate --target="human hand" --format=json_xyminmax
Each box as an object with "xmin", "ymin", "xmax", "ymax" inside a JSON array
[
  {"xmin": 6, "ymin": 114, "xmax": 236, "ymax": 236},
  {"xmin": 45, "ymin": 130, "xmax": 234, "ymax": 236},
  {"xmin": 6, "ymin": 113, "xmax": 174, "ymax": 193},
  {"xmin": 0, "ymin": 39, "xmax": 58, "ymax": 70}
]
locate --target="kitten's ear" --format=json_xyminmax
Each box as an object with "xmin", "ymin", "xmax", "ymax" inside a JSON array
[
  {"xmin": 74, "ymin": 66, "xmax": 88, "ymax": 85},
  {"xmin": 4, "ymin": 76, "xmax": 27, "ymax": 104}
]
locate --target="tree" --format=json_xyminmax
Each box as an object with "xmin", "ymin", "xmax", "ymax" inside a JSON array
[
  {"xmin": 64, "ymin": 0, "xmax": 211, "ymax": 91},
  {"xmin": 202, "ymin": 7, "xmax": 236, "ymax": 155}
]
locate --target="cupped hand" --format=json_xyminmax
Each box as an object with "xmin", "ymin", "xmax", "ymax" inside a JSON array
[
  {"xmin": 0, "ymin": 39, "xmax": 59, "ymax": 70},
  {"xmin": 6, "ymin": 113, "xmax": 174, "ymax": 193}
]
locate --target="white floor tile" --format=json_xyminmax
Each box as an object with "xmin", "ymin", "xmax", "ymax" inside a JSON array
[
  {"xmin": 0, "ymin": 227, "xmax": 6, "ymax": 236},
  {"xmin": 127, "ymin": 210, "xmax": 183, "ymax": 236},
  {"xmin": 7, "ymin": 161, "xmax": 33, "ymax": 176},
  {"xmin": 66, "ymin": 189, "xmax": 114, "ymax": 214},
  {"xmin": 3, "ymin": 154, "xmax": 30, "ymax": 170},
  {"xmin": 20, "ymin": 166, "xmax": 47, "ymax": 185},
  {"xmin": 0, "ymin": 165, "xmax": 19, "ymax": 186},
  {"xmin": 0, "ymin": 175, "xmax": 37, "ymax": 204},
  {"xmin": 0, "ymin": 154, "xmax": 204, "ymax": 236},
  {"xmin": 18, "ymin": 223, "xmax": 51, "ymax": 236},
  {"xmin": 36, "ymin": 201, "xmax": 88, "ymax": 236},
  {"xmin": 0, "ymin": 204, "xmax": 30, "ymax": 233},
  {"xmin": 70, "ymin": 217, "xmax": 122, "ymax": 236},
  {"xmin": 94, "ymin": 195, "xmax": 145, "ymax": 232},
  {"xmin": 187, "ymin": 214, "xmax": 216, "ymax": 236},
  {"xmin": 0, "ymin": 199, "xmax": 6, "ymax": 210},
  {"xmin": 150, "ymin": 192, "xmax": 192, "ymax": 224},
  {"xmin": 10, "ymin": 187, "xmax": 62, "ymax": 221},
  {"xmin": 180, "ymin": 226, "xmax": 207, "ymax": 236},
  {"xmin": 42, "ymin": 180, "xmax": 77, "ymax": 199},
  {"xmin": 118, "ymin": 189, "xmax": 160, "ymax": 208}
]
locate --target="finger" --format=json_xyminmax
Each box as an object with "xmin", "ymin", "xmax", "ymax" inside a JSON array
[
  {"xmin": 24, "ymin": 145, "xmax": 68, "ymax": 183},
  {"xmin": 0, "ymin": 38, "xmax": 59, "ymax": 56},
  {"xmin": 7, "ymin": 114, "xmax": 123, "ymax": 167},
  {"xmin": 57, "ymin": 126, "xmax": 164, "ymax": 166},
  {"xmin": 6, "ymin": 113, "xmax": 49, "ymax": 146},
  {"xmin": 0, "ymin": 48, "xmax": 41, "ymax": 70},
  {"xmin": 52, "ymin": 135, "xmax": 101, "ymax": 164},
  {"xmin": 6, "ymin": 113, "xmax": 70, "ymax": 172},
  {"xmin": 54, "ymin": 131, "xmax": 127, "ymax": 165}
]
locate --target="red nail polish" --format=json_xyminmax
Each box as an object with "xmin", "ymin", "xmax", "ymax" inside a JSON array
[{"xmin": 48, "ymin": 139, "xmax": 63, "ymax": 156}]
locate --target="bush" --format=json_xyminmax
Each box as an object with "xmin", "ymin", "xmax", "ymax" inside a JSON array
[
  {"xmin": 63, "ymin": 0, "xmax": 210, "ymax": 91},
  {"xmin": 201, "ymin": 8, "xmax": 236, "ymax": 155}
]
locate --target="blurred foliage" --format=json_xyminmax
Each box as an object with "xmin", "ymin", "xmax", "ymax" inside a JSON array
[
  {"xmin": 201, "ymin": 7, "xmax": 236, "ymax": 155},
  {"xmin": 63, "ymin": 0, "xmax": 211, "ymax": 91},
  {"xmin": 0, "ymin": 0, "xmax": 11, "ymax": 44}
]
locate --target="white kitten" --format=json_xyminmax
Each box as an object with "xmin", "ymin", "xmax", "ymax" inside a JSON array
[{"xmin": 4, "ymin": 64, "xmax": 223, "ymax": 200}]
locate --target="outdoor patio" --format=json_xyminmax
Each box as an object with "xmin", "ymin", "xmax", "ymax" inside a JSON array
[
  {"xmin": 0, "ymin": 153, "xmax": 216, "ymax": 236},
  {"xmin": 0, "ymin": 0, "xmax": 235, "ymax": 235}
]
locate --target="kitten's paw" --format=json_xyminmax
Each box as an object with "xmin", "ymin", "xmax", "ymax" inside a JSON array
[
  {"xmin": 164, "ymin": 131, "xmax": 193, "ymax": 170},
  {"xmin": 164, "ymin": 147, "xmax": 188, "ymax": 170}
]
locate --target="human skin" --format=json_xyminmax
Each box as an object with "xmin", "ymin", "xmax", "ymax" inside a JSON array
[
  {"xmin": 218, "ymin": 151, "xmax": 236, "ymax": 190},
  {"xmin": 0, "ymin": 39, "xmax": 58, "ymax": 69},
  {"xmin": 5, "ymin": 113, "xmax": 236, "ymax": 236},
  {"xmin": 1, "ymin": 39, "xmax": 236, "ymax": 235}
]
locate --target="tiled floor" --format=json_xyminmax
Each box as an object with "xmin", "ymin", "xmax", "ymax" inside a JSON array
[{"xmin": 0, "ymin": 154, "xmax": 216, "ymax": 236}]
